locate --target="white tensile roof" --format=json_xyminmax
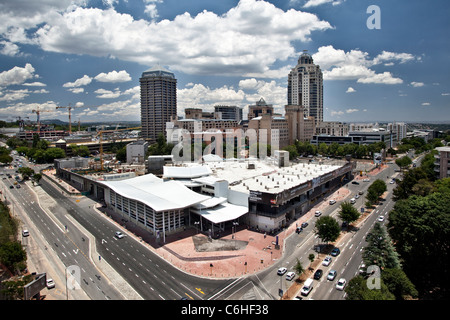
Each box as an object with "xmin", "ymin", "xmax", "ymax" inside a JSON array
[
  {"xmin": 100, "ymin": 174, "xmax": 209, "ymax": 212},
  {"xmin": 163, "ymin": 165, "xmax": 212, "ymax": 179}
]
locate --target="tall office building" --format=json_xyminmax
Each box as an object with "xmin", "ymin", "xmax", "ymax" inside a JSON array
[
  {"xmin": 288, "ymin": 51, "xmax": 323, "ymax": 125},
  {"xmin": 214, "ymin": 105, "xmax": 243, "ymax": 121},
  {"xmin": 140, "ymin": 64, "xmax": 177, "ymax": 141}
]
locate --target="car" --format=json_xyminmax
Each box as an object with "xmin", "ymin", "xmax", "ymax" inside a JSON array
[
  {"xmin": 114, "ymin": 231, "xmax": 125, "ymax": 239},
  {"xmin": 355, "ymin": 194, "xmax": 360, "ymax": 199},
  {"xmin": 389, "ymin": 180, "xmax": 395, "ymax": 184},
  {"xmin": 336, "ymin": 278, "xmax": 346, "ymax": 290},
  {"xmin": 313, "ymin": 269, "xmax": 323, "ymax": 280},
  {"xmin": 46, "ymin": 278, "xmax": 55, "ymax": 289},
  {"xmin": 329, "ymin": 199, "xmax": 336, "ymax": 205},
  {"xmin": 322, "ymin": 256, "xmax": 332, "ymax": 266},
  {"xmin": 16, "ymin": 184, "xmax": 21, "ymax": 188},
  {"xmin": 286, "ymin": 271, "xmax": 295, "ymax": 281},
  {"xmin": 363, "ymin": 178, "xmax": 370, "ymax": 182},
  {"xmin": 315, "ymin": 211, "xmax": 322, "ymax": 217},
  {"xmin": 295, "ymin": 227, "xmax": 303, "ymax": 234},
  {"xmin": 358, "ymin": 191, "xmax": 364, "ymax": 195},
  {"xmin": 22, "ymin": 229, "xmax": 29, "ymax": 237},
  {"xmin": 9, "ymin": 185, "xmax": 13, "ymax": 189},
  {"xmin": 301, "ymin": 222, "xmax": 308, "ymax": 228},
  {"xmin": 359, "ymin": 263, "xmax": 367, "ymax": 275},
  {"xmin": 331, "ymin": 247, "xmax": 340, "ymax": 256},
  {"xmin": 350, "ymin": 198, "xmax": 356, "ymax": 204},
  {"xmin": 351, "ymin": 181, "xmax": 360, "ymax": 185},
  {"xmin": 300, "ymin": 278, "xmax": 314, "ymax": 296},
  {"xmin": 327, "ymin": 270, "xmax": 337, "ymax": 281},
  {"xmin": 277, "ymin": 267, "xmax": 287, "ymax": 275},
  {"xmin": 377, "ymin": 216, "xmax": 385, "ymax": 222}
]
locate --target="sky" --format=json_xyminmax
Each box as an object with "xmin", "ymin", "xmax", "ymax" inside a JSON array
[{"xmin": 0, "ymin": 0, "xmax": 449, "ymax": 125}]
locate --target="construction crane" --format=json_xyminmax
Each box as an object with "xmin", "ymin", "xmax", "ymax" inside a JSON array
[
  {"xmin": 32, "ymin": 106, "xmax": 52, "ymax": 133},
  {"xmin": 95, "ymin": 127, "xmax": 142, "ymax": 171},
  {"xmin": 56, "ymin": 104, "xmax": 78, "ymax": 135}
]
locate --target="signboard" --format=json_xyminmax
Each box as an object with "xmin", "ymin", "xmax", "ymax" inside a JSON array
[
  {"xmin": 374, "ymin": 153, "xmax": 382, "ymax": 165},
  {"xmin": 24, "ymin": 273, "xmax": 47, "ymax": 300}
]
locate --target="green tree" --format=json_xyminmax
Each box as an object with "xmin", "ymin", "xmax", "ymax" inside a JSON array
[
  {"xmin": 315, "ymin": 216, "xmax": 341, "ymax": 243},
  {"xmin": 18, "ymin": 167, "xmax": 35, "ymax": 180},
  {"xmin": 363, "ymin": 223, "xmax": 401, "ymax": 270},
  {"xmin": 381, "ymin": 268, "xmax": 418, "ymax": 300},
  {"xmin": 395, "ymin": 156, "xmax": 412, "ymax": 171},
  {"xmin": 345, "ymin": 276, "xmax": 395, "ymax": 300},
  {"xmin": 338, "ymin": 201, "xmax": 360, "ymax": 225},
  {"xmin": 0, "ymin": 241, "xmax": 27, "ymax": 273},
  {"xmin": 293, "ymin": 259, "xmax": 304, "ymax": 279},
  {"xmin": 388, "ymin": 191, "xmax": 450, "ymax": 299}
]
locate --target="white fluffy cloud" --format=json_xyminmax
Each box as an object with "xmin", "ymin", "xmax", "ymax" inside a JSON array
[
  {"xmin": 63, "ymin": 75, "xmax": 92, "ymax": 88},
  {"xmin": 312, "ymin": 45, "xmax": 408, "ymax": 84},
  {"xmin": 30, "ymin": 0, "xmax": 331, "ymax": 77},
  {"xmin": 0, "ymin": 63, "xmax": 36, "ymax": 87},
  {"xmin": 94, "ymin": 70, "xmax": 131, "ymax": 83}
]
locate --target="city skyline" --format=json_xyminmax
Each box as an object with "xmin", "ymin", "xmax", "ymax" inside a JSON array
[{"xmin": 0, "ymin": 0, "xmax": 449, "ymax": 125}]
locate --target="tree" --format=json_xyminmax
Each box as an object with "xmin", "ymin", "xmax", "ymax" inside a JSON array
[
  {"xmin": 363, "ymin": 223, "xmax": 401, "ymax": 270},
  {"xmin": 315, "ymin": 216, "xmax": 341, "ymax": 243},
  {"xmin": 308, "ymin": 254, "xmax": 315, "ymax": 268},
  {"xmin": 18, "ymin": 167, "xmax": 34, "ymax": 180},
  {"xmin": 32, "ymin": 173, "xmax": 42, "ymax": 185},
  {"xmin": 345, "ymin": 276, "xmax": 395, "ymax": 300},
  {"xmin": 381, "ymin": 268, "xmax": 418, "ymax": 300},
  {"xmin": 338, "ymin": 201, "xmax": 360, "ymax": 225},
  {"xmin": 293, "ymin": 259, "xmax": 304, "ymax": 278},
  {"xmin": 395, "ymin": 156, "xmax": 412, "ymax": 171},
  {"xmin": 43, "ymin": 147, "xmax": 66, "ymax": 163},
  {"xmin": 365, "ymin": 179, "xmax": 387, "ymax": 206},
  {"xmin": 388, "ymin": 191, "xmax": 450, "ymax": 299},
  {"xmin": 0, "ymin": 241, "xmax": 27, "ymax": 273}
]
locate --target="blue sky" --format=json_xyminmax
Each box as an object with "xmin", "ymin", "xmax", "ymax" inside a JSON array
[{"xmin": 0, "ymin": 0, "xmax": 449, "ymax": 125}]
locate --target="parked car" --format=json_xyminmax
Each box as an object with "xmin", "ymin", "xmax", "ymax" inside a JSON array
[
  {"xmin": 22, "ymin": 229, "xmax": 29, "ymax": 237},
  {"xmin": 363, "ymin": 178, "xmax": 370, "ymax": 182},
  {"xmin": 322, "ymin": 256, "xmax": 332, "ymax": 266},
  {"xmin": 315, "ymin": 211, "xmax": 322, "ymax": 217},
  {"xmin": 300, "ymin": 278, "xmax": 314, "ymax": 296},
  {"xmin": 46, "ymin": 278, "xmax": 55, "ymax": 289},
  {"xmin": 314, "ymin": 269, "xmax": 323, "ymax": 280},
  {"xmin": 331, "ymin": 247, "xmax": 340, "ymax": 256},
  {"xmin": 351, "ymin": 181, "xmax": 360, "ymax": 185},
  {"xmin": 350, "ymin": 198, "xmax": 356, "ymax": 204},
  {"xmin": 286, "ymin": 271, "xmax": 295, "ymax": 281},
  {"xmin": 327, "ymin": 270, "xmax": 337, "ymax": 281},
  {"xmin": 277, "ymin": 267, "xmax": 287, "ymax": 275},
  {"xmin": 329, "ymin": 199, "xmax": 336, "ymax": 205},
  {"xmin": 336, "ymin": 278, "xmax": 346, "ymax": 290},
  {"xmin": 301, "ymin": 222, "xmax": 308, "ymax": 228}
]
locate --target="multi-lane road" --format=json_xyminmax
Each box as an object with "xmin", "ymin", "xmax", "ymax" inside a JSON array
[
  {"xmin": 2, "ymin": 156, "xmax": 233, "ymax": 300},
  {"xmin": 212, "ymin": 160, "xmax": 402, "ymax": 300}
]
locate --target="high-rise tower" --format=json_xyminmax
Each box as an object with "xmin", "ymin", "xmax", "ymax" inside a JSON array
[
  {"xmin": 140, "ymin": 64, "xmax": 177, "ymax": 141},
  {"xmin": 287, "ymin": 51, "xmax": 323, "ymax": 125}
]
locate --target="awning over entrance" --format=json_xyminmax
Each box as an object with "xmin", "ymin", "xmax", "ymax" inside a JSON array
[{"xmin": 193, "ymin": 202, "xmax": 248, "ymax": 224}]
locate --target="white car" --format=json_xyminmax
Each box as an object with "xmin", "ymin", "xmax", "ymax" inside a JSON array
[
  {"xmin": 329, "ymin": 199, "xmax": 336, "ymax": 205},
  {"xmin": 315, "ymin": 211, "xmax": 322, "ymax": 217},
  {"xmin": 286, "ymin": 271, "xmax": 295, "ymax": 281},
  {"xmin": 115, "ymin": 231, "xmax": 125, "ymax": 239},
  {"xmin": 363, "ymin": 178, "xmax": 370, "ymax": 182},
  {"xmin": 389, "ymin": 180, "xmax": 395, "ymax": 184},
  {"xmin": 22, "ymin": 229, "xmax": 30, "ymax": 237},
  {"xmin": 277, "ymin": 267, "xmax": 287, "ymax": 275},
  {"xmin": 322, "ymin": 256, "xmax": 332, "ymax": 266},
  {"xmin": 377, "ymin": 216, "xmax": 385, "ymax": 222},
  {"xmin": 327, "ymin": 270, "xmax": 337, "ymax": 281},
  {"xmin": 46, "ymin": 278, "xmax": 55, "ymax": 289},
  {"xmin": 336, "ymin": 278, "xmax": 346, "ymax": 290}
]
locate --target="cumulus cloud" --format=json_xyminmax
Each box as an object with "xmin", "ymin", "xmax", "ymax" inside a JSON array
[
  {"xmin": 63, "ymin": 75, "xmax": 92, "ymax": 88},
  {"xmin": 0, "ymin": 63, "xmax": 36, "ymax": 87},
  {"xmin": 94, "ymin": 70, "xmax": 131, "ymax": 83},
  {"xmin": 94, "ymin": 88, "xmax": 121, "ymax": 99},
  {"xmin": 30, "ymin": 0, "xmax": 331, "ymax": 77},
  {"xmin": 346, "ymin": 87, "xmax": 356, "ymax": 93},
  {"xmin": 313, "ymin": 45, "xmax": 406, "ymax": 84},
  {"xmin": 302, "ymin": 0, "xmax": 344, "ymax": 8}
]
